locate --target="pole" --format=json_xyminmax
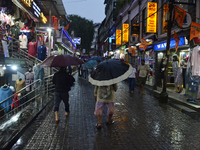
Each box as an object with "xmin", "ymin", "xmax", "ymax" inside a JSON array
[{"xmin": 160, "ymin": 0, "xmax": 174, "ymax": 102}]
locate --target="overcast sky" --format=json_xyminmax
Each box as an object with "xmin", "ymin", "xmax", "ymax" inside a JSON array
[{"xmin": 63, "ymin": 0, "xmax": 105, "ymax": 23}]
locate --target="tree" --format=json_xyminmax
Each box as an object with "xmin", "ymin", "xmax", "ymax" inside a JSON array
[{"xmin": 62, "ymin": 15, "xmax": 94, "ymax": 54}]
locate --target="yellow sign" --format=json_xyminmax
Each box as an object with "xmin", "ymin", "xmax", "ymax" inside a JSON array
[
  {"xmin": 40, "ymin": 13, "xmax": 47, "ymax": 24},
  {"xmin": 147, "ymin": 2, "xmax": 157, "ymax": 33},
  {"xmin": 123, "ymin": 23, "xmax": 129, "ymax": 43},
  {"xmin": 21, "ymin": 0, "xmax": 33, "ymax": 7},
  {"xmin": 163, "ymin": 4, "xmax": 169, "ymax": 33},
  {"xmin": 116, "ymin": 29, "xmax": 122, "ymax": 45}
]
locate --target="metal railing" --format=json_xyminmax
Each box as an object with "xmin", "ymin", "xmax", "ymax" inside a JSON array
[{"xmin": 0, "ymin": 74, "xmax": 55, "ymax": 149}]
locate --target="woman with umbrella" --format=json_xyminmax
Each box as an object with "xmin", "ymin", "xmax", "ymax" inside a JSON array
[{"xmin": 89, "ymin": 59, "xmax": 133, "ymax": 129}]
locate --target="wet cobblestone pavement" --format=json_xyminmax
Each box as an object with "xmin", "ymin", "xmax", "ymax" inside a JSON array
[{"xmin": 11, "ymin": 73, "xmax": 200, "ymax": 150}]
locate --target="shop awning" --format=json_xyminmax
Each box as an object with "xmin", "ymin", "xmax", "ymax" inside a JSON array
[{"xmin": 35, "ymin": 0, "xmax": 67, "ymax": 20}]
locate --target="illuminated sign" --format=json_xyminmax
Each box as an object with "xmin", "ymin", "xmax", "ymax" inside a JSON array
[
  {"xmin": 147, "ymin": 2, "xmax": 157, "ymax": 33},
  {"xmin": 154, "ymin": 36, "xmax": 185, "ymax": 51},
  {"xmin": 20, "ymin": 0, "xmax": 47, "ymax": 24},
  {"xmin": 123, "ymin": 23, "xmax": 129, "ymax": 43},
  {"xmin": 116, "ymin": 29, "xmax": 121, "ymax": 45},
  {"xmin": 40, "ymin": 13, "xmax": 47, "ymax": 24},
  {"xmin": 163, "ymin": 4, "xmax": 169, "ymax": 33},
  {"xmin": 21, "ymin": 0, "xmax": 33, "ymax": 7}
]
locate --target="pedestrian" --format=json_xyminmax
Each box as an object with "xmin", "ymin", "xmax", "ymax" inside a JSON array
[
  {"xmin": 52, "ymin": 67, "xmax": 75, "ymax": 123},
  {"xmin": 94, "ymin": 84, "xmax": 118, "ymax": 129},
  {"xmin": 68, "ymin": 66, "xmax": 72, "ymax": 75},
  {"xmin": 137, "ymin": 60, "xmax": 149, "ymax": 95},
  {"xmin": 81, "ymin": 60, "xmax": 87, "ymax": 79},
  {"xmin": 128, "ymin": 64, "xmax": 137, "ymax": 93},
  {"xmin": 160, "ymin": 58, "xmax": 166, "ymax": 87}
]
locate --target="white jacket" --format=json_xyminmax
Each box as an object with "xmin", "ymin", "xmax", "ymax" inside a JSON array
[{"xmin": 19, "ymin": 35, "xmax": 28, "ymax": 49}]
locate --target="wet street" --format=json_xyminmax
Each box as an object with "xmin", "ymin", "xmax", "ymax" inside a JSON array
[{"xmin": 11, "ymin": 73, "xmax": 200, "ymax": 150}]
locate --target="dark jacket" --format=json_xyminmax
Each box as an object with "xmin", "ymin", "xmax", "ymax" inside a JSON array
[{"xmin": 53, "ymin": 71, "xmax": 75, "ymax": 92}]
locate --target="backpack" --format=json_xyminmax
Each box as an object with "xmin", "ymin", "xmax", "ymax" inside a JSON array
[{"xmin": 99, "ymin": 86, "xmax": 111, "ymax": 99}]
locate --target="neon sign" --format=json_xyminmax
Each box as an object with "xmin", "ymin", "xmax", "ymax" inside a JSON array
[{"xmin": 20, "ymin": 0, "xmax": 47, "ymax": 24}]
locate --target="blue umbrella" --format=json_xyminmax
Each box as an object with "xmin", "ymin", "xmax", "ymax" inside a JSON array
[
  {"xmin": 85, "ymin": 60, "xmax": 97, "ymax": 69},
  {"xmin": 90, "ymin": 56, "xmax": 103, "ymax": 62}
]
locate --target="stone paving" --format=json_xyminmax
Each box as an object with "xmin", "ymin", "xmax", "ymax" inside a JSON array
[{"xmin": 11, "ymin": 73, "xmax": 200, "ymax": 150}]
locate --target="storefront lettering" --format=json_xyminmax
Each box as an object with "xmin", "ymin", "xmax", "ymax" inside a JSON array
[
  {"xmin": 40, "ymin": 13, "xmax": 47, "ymax": 24},
  {"xmin": 21, "ymin": 0, "xmax": 33, "ymax": 7},
  {"xmin": 154, "ymin": 36, "xmax": 185, "ymax": 51}
]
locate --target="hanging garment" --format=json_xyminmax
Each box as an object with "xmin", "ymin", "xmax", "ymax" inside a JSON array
[
  {"xmin": 19, "ymin": 34, "xmax": 28, "ymax": 49},
  {"xmin": 191, "ymin": 46, "xmax": 200, "ymax": 76},
  {"xmin": 0, "ymin": 86, "xmax": 13, "ymax": 112},
  {"xmin": 172, "ymin": 61, "xmax": 179, "ymax": 79},
  {"xmin": 28, "ymin": 42, "xmax": 37, "ymax": 57},
  {"xmin": 33, "ymin": 65, "xmax": 45, "ymax": 87},
  {"xmin": 10, "ymin": 25, "xmax": 20, "ymax": 38},
  {"xmin": 11, "ymin": 94, "xmax": 20, "ymax": 108},
  {"xmin": 15, "ymin": 79, "xmax": 25, "ymax": 93},
  {"xmin": 175, "ymin": 67, "xmax": 183, "ymax": 88},
  {"xmin": 37, "ymin": 45, "xmax": 46, "ymax": 61},
  {"xmin": 25, "ymin": 71, "xmax": 34, "ymax": 91}
]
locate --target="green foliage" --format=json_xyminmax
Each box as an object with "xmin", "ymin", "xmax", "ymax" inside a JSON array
[{"xmin": 65, "ymin": 15, "xmax": 94, "ymax": 54}]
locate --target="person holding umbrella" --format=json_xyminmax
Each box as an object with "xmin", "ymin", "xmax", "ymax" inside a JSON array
[
  {"xmin": 52, "ymin": 67, "xmax": 75, "ymax": 123},
  {"xmin": 89, "ymin": 59, "xmax": 133, "ymax": 129}
]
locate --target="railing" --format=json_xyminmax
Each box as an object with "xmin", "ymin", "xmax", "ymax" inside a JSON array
[{"xmin": 0, "ymin": 74, "xmax": 55, "ymax": 149}]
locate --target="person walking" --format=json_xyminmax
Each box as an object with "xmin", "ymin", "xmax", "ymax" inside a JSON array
[
  {"xmin": 94, "ymin": 84, "xmax": 118, "ymax": 129},
  {"xmin": 52, "ymin": 67, "xmax": 75, "ymax": 123},
  {"xmin": 137, "ymin": 60, "xmax": 149, "ymax": 95},
  {"xmin": 128, "ymin": 65, "xmax": 137, "ymax": 93},
  {"xmin": 81, "ymin": 60, "xmax": 87, "ymax": 79}
]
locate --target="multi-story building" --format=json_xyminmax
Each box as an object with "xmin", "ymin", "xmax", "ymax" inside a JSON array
[{"xmin": 91, "ymin": 23, "xmax": 101, "ymax": 55}]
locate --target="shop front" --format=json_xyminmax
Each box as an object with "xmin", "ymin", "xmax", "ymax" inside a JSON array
[
  {"xmin": 153, "ymin": 36, "xmax": 189, "ymax": 92},
  {"xmin": 56, "ymin": 29, "xmax": 77, "ymax": 55}
]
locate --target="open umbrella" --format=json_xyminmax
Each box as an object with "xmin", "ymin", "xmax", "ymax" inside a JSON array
[
  {"xmin": 85, "ymin": 60, "xmax": 97, "ymax": 69},
  {"xmin": 80, "ymin": 55, "xmax": 91, "ymax": 60},
  {"xmin": 89, "ymin": 59, "xmax": 133, "ymax": 86},
  {"xmin": 90, "ymin": 56, "xmax": 103, "ymax": 62},
  {"xmin": 40, "ymin": 55, "xmax": 84, "ymax": 67}
]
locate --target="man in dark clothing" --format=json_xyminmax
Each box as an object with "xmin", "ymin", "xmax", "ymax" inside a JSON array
[{"xmin": 52, "ymin": 67, "xmax": 75, "ymax": 123}]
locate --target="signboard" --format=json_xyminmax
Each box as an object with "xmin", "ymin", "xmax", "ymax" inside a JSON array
[
  {"xmin": 20, "ymin": 0, "xmax": 47, "ymax": 24},
  {"xmin": 163, "ymin": 4, "xmax": 169, "ymax": 33},
  {"xmin": 147, "ymin": 2, "xmax": 157, "ymax": 33},
  {"xmin": 61, "ymin": 29, "xmax": 76, "ymax": 52},
  {"xmin": 123, "ymin": 23, "xmax": 129, "ymax": 43},
  {"xmin": 154, "ymin": 36, "xmax": 185, "ymax": 51},
  {"xmin": 74, "ymin": 37, "xmax": 81, "ymax": 45},
  {"xmin": 4, "ymin": 58, "xmax": 26, "ymax": 65},
  {"xmin": 116, "ymin": 29, "xmax": 121, "ymax": 45}
]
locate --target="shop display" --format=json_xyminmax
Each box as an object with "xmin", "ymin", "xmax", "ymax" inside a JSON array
[
  {"xmin": 28, "ymin": 41, "xmax": 37, "ymax": 57},
  {"xmin": 37, "ymin": 45, "xmax": 46, "ymax": 61},
  {"xmin": 15, "ymin": 78, "xmax": 25, "ymax": 93},
  {"xmin": 20, "ymin": 25, "xmax": 31, "ymax": 39},
  {"xmin": 191, "ymin": 45, "xmax": 200, "ymax": 76},
  {"xmin": 11, "ymin": 94, "xmax": 20, "ymax": 108},
  {"xmin": 25, "ymin": 68, "xmax": 34, "ymax": 92},
  {"xmin": 19, "ymin": 33, "xmax": 28, "ymax": 49},
  {"xmin": 33, "ymin": 64, "xmax": 45, "ymax": 87},
  {"xmin": 0, "ymin": 84, "xmax": 13, "ymax": 112},
  {"xmin": 10, "ymin": 24, "xmax": 20, "ymax": 39}
]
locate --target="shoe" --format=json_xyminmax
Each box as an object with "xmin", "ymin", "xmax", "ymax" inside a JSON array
[
  {"xmin": 65, "ymin": 112, "xmax": 69, "ymax": 116},
  {"xmin": 106, "ymin": 120, "xmax": 115, "ymax": 125},
  {"xmin": 55, "ymin": 120, "xmax": 59, "ymax": 123},
  {"xmin": 96, "ymin": 123, "xmax": 101, "ymax": 129},
  {"xmin": 132, "ymin": 90, "xmax": 135, "ymax": 93}
]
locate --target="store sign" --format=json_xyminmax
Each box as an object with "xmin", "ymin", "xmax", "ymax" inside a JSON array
[
  {"xmin": 20, "ymin": 0, "xmax": 47, "ymax": 24},
  {"xmin": 154, "ymin": 36, "xmax": 185, "ymax": 51},
  {"xmin": 147, "ymin": 2, "xmax": 157, "ymax": 33},
  {"xmin": 116, "ymin": 29, "xmax": 121, "ymax": 45},
  {"xmin": 123, "ymin": 23, "xmax": 129, "ymax": 43},
  {"xmin": 4, "ymin": 58, "xmax": 26, "ymax": 65},
  {"xmin": 61, "ymin": 29, "xmax": 76, "ymax": 52},
  {"xmin": 74, "ymin": 37, "xmax": 81, "ymax": 45},
  {"xmin": 163, "ymin": 4, "xmax": 169, "ymax": 33}
]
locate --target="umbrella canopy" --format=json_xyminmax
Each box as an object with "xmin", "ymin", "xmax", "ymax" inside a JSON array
[
  {"xmin": 80, "ymin": 55, "xmax": 91, "ymax": 60},
  {"xmin": 89, "ymin": 59, "xmax": 133, "ymax": 86},
  {"xmin": 40, "ymin": 55, "xmax": 84, "ymax": 67},
  {"xmin": 90, "ymin": 56, "xmax": 103, "ymax": 62},
  {"xmin": 85, "ymin": 60, "xmax": 97, "ymax": 69}
]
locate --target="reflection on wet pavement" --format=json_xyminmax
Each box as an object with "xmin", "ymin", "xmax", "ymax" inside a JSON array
[{"xmin": 8, "ymin": 73, "xmax": 200, "ymax": 149}]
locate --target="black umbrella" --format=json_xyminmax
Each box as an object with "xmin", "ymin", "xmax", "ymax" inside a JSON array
[{"xmin": 88, "ymin": 59, "xmax": 133, "ymax": 86}]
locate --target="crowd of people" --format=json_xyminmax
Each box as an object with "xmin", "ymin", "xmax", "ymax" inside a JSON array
[{"xmin": 52, "ymin": 58, "xmax": 149, "ymax": 129}]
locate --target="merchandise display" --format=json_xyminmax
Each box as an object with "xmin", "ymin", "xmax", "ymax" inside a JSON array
[
  {"xmin": 28, "ymin": 41, "xmax": 37, "ymax": 57},
  {"xmin": 25, "ymin": 69, "xmax": 34, "ymax": 92},
  {"xmin": 19, "ymin": 34, "xmax": 28, "ymax": 49},
  {"xmin": 0, "ymin": 85, "xmax": 13, "ymax": 112},
  {"xmin": 37, "ymin": 45, "xmax": 46, "ymax": 61},
  {"xmin": 15, "ymin": 78, "xmax": 25, "ymax": 93}
]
